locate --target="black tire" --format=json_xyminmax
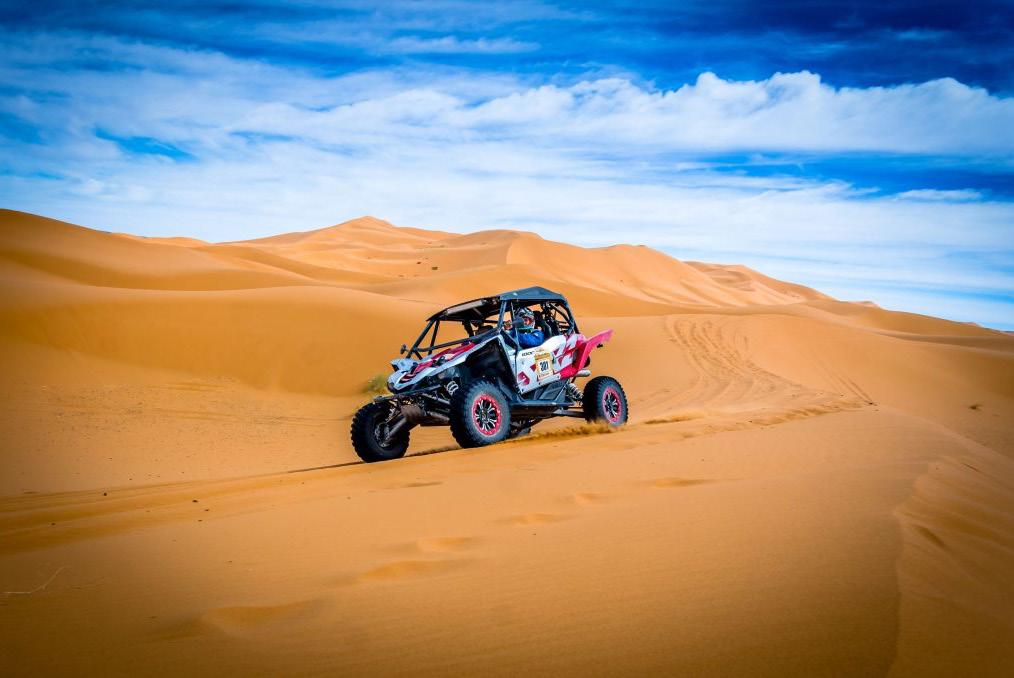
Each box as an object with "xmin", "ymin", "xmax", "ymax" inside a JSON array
[
  {"xmin": 450, "ymin": 380, "xmax": 511, "ymax": 448},
  {"xmin": 583, "ymin": 376, "xmax": 628, "ymax": 426},
  {"xmin": 351, "ymin": 401, "xmax": 410, "ymax": 462}
]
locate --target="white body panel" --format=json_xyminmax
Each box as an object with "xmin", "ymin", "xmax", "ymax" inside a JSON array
[
  {"xmin": 387, "ymin": 331, "xmax": 583, "ymax": 395},
  {"xmin": 513, "ymin": 333, "xmax": 580, "ymax": 393},
  {"xmin": 387, "ymin": 335, "xmax": 497, "ymax": 392}
]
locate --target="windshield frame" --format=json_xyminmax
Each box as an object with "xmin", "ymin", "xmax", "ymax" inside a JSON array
[
  {"xmin": 405, "ymin": 301, "xmax": 506, "ymax": 359},
  {"xmin": 405, "ymin": 297, "xmax": 579, "ymax": 359}
]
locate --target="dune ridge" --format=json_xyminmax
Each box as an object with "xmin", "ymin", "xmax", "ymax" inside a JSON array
[{"xmin": 0, "ymin": 208, "xmax": 1012, "ymax": 676}]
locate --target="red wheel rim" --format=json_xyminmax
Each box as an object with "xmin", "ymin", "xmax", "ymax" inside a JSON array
[
  {"xmin": 602, "ymin": 386, "xmax": 623, "ymax": 424},
  {"xmin": 473, "ymin": 394, "xmax": 503, "ymax": 436}
]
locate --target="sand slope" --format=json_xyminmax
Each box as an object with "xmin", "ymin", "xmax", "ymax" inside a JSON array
[{"xmin": 1, "ymin": 209, "xmax": 1012, "ymax": 676}]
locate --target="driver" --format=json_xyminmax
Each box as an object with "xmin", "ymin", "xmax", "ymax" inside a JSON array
[{"xmin": 509, "ymin": 306, "xmax": 544, "ymax": 348}]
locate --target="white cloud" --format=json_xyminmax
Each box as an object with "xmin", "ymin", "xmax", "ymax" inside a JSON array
[
  {"xmin": 895, "ymin": 189, "xmax": 983, "ymax": 201},
  {"xmin": 6, "ymin": 30, "xmax": 1014, "ymax": 158},
  {"xmin": 197, "ymin": 71, "xmax": 1014, "ymax": 156},
  {"xmin": 387, "ymin": 36, "xmax": 539, "ymax": 54}
]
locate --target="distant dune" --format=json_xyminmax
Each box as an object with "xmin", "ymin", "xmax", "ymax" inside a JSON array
[{"xmin": 1, "ymin": 208, "xmax": 1012, "ymax": 676}]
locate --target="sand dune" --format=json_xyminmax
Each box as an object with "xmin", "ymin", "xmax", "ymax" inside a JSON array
[{"xmin": 1, "ymin": 208, "xmax": 1012, "ymax": 676}]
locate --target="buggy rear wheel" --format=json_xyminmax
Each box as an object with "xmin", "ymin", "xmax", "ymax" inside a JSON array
[
  {"xmin": 450, "ymin": 381, "xmax": 511, "ymax": 448},
  {"xmin": 351, "ymin": 401, "xmax": 410, "ymax": 462},
  {"xmin": 583, "ymin": 376, "xmax": 628, "ymax": 426}
]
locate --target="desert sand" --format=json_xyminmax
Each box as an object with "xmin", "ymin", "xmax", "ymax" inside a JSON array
[{"xmin": 1, "ymin": 209, "xmax": 1012, "ymax": 676}]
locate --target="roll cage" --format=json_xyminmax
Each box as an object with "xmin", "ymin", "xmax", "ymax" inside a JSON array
[{"xmin": 402, "ymin": 287, "xmax": 580, "ymax": 360}]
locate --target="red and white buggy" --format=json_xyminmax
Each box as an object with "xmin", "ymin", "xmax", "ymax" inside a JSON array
[{"xmin": 351, "ymin": 287, "xmax": 629, "ymax": 462}]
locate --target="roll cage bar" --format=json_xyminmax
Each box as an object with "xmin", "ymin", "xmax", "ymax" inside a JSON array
[{"xmin": 403, "ymin": 291, "xmax": 579, "ymax": 360}]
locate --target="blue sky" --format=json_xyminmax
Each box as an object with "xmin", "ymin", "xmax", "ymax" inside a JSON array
[{"xmin": 1, "ymin": 1, "xmax": 1012, "ymax": 328}]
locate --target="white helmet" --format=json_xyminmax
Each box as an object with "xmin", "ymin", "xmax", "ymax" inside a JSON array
[{"xmin": 516, "ymin": 307, "xmax": 535, "ymax": 331}]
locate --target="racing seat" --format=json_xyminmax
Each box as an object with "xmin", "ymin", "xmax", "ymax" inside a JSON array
[{"xmin": 533, "ymin": 311, "xmax": 554, "ymax": 337}]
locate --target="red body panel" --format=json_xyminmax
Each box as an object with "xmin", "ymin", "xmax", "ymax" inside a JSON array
[{"xmin": 557, "ymin": 329, "xmax": 613, "ymax": 379}]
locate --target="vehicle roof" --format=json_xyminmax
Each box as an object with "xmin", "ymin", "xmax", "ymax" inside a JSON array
[{"xmin": 427, "ymin": 286, "xmax": 568, "ymax": 321}]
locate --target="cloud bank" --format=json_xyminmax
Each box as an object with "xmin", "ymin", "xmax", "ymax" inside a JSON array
[{"xmin": 0, "ymin": 20, "xmax": 1011, "ymax": 328}]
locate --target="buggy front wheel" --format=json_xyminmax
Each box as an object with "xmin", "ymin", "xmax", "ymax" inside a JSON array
[
  {"xmin": 450, "ymin": 381, "xmax": 512, "ymax": 448},
  {"xmin": 351, "ymin": 401, "xmax": 410, "ymax": 462}
]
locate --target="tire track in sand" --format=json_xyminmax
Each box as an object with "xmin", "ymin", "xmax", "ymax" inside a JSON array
[{"xmin": 662, "ymin": 315, "xmax": 860, "ymax": 418}]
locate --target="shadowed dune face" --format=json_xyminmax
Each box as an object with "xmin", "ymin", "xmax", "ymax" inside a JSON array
[{"xmin": 0, "ymin": 209, "xmax": 1012, "ymax": 676}]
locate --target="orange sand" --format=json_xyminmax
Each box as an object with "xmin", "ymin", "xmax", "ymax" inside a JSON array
[{"xmin": 1, "ymin": 209, "xmax": 1012, "ymax": 676}]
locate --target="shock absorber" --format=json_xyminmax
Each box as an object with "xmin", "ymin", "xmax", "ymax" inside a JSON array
[{"xmin": 565, "ymin": 381, "xmax": 582, "ymax": 402}]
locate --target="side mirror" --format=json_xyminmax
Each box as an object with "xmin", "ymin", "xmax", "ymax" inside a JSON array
[{"xmin": 399, "ymin": 343, "xmax": 407, "ymax": 355}]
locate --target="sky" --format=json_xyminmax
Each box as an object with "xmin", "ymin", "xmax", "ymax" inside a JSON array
[{"xmin": 0, "ymin": 0, "xmax": 1012, "ymax": 328}]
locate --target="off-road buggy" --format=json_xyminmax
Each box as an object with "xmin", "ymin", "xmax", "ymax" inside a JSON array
[{"xmin": 351, "ymin": 286, "xmax": 628, "ymax": 462}]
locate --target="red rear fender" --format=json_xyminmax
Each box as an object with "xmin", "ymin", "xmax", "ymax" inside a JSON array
[
  {"xmin": 559, "ymin": 329, "xmax": 613, "ymax": 378},
  {"xmin": 585, "ymin": 329, "xmax": 613, "ymax": 348}
]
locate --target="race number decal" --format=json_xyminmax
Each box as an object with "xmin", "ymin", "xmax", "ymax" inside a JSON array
[{"xmin": 534, "ymin": 350, "xmax": 554, "ymax": 381}]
